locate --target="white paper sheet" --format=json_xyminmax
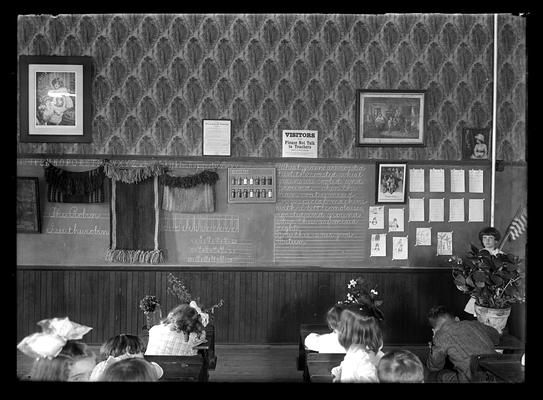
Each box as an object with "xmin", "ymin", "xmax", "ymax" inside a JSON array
[
  {"xmin": 429, "ymin": 198, "xmax": 444, "ymax": 222},
  {"xmin": 370, "ymin": 233, "xmax": 387, "ymax": 257},
  {"xmin": 392, "ymin": 236, "xmax": 408, "ymax": 260},
  {"xmin": 449, "ymin": 198, "xmax": 465, "ymax": 222},
  {"xmin": 408, "ymin": 197, "xmax": 425, "ymax": 222},
  {"xmin": 437, "ymin": 231, "xmax": 453, "ymax": 255},
  {"xmin": 450, "ymin": 169, "xmax": 465, "ymax": 193},
  {"xmin": 468, "ymin": 198, "xmax": 485, "ymax": 222},
  {"xmin": 409, "ymin": 168, "xmax": 425, "ymax": 192},
  {"xmin": 388, "ymin": 208, "xmax": 404, "ymax": 232},
  {"xmin": 429, "ymin": 169, "xmax": 445, "ymax": 192},
  {"xmin": 369, "ymin": 205, "xmax": 385, "ymax": 229},
  {"xmin": 415, "ymin": 227, "xmax": 432, "ymax": 246},
  {"xmin": 468, "ymin": 169, "xmax": 484, "ymax": 193}
]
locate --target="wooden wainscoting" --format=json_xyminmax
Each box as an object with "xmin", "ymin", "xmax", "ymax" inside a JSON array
[{"xmin": 17, "ymin": 267, "xmax": 468, "ymax": 345}]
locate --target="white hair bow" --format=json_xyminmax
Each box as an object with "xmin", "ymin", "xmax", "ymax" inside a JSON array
[{"xmin": 189, "ymin": 301, "xmax": 209, "ymax": 327}]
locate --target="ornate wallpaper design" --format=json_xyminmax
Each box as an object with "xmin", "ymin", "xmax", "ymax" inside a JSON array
[{"xmin": 17, "ymin": 14, "xmax": 526, "ymax": 161}]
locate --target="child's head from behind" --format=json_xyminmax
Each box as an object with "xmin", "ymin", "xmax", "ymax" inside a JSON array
[
  {"xmin": 326, "ymin": 304, "xmax": 345, "ymax": 331},
  {"xmin": 337, "ymin": 305, "xmax": 383, "ymax": 354},
  {"xmin": 427, "ymin": 305, "xmax": 455, "ymax": 332},
  {"xmin": 30, "ymin": 340, "xmax": 95, "ymax": 381},
  {"xmin": 165, "ymin": 304, "xmax": 204, "ymax": 337},
  {"xmin": 100, "ymin": 358, "xmax": 158, "ymax": 382},
  {"xmin": 377, "ymin": 350, "xmax": 424, "ymax": 383},
  {"xmin": 100, "ymin": 334, "xmax": 145, "ymax": 358}
]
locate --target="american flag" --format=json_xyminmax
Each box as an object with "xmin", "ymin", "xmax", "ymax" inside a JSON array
[{"xmin": 507, "ymin": 206, "xmax": 527, "ymax": 240}]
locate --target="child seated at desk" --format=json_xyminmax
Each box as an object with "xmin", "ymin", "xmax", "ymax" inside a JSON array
[
  {"xmin": 145, "ymin": 303, "xmax": 207, "ymax": 356},
  {"xmin": 331, "ymin": 304, "xmax": 385, "ymax": 383},
  {"xmin": 304, "ymin": 304, "xmax": 347, "ymax": 353},
  {"xmin": 100, "ymin": 357, "xmax": 159, "ymax": 382},
  {"xmin": 377, "ymin": 350, "xmax": 424, "ymax": 383},
  {"xmin": 90, "ymin": 334, "xmax": 163, "ymax": 381}
]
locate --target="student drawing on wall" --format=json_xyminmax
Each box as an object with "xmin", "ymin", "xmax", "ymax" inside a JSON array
[
  {"xmin": 390, "ymin": 218, "xmax": 399, "ymax": 230},
  {"xmin": 371, "ymin": 217, "xmax": 378, "ymax": 226},
  {"xmin": 373, "ymin": 234, "xmax": 380, "ymax": 252},
  {"xmin": 471, "ymin": 133, "xmax": 488, "ymax": 159}
]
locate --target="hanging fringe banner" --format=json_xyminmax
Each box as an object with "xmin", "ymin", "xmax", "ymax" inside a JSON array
[
  {"xmin": 160, "ymin": 170, "xmax": 219, "ymax": 213},
  {"xmin": 106, "ymin": 162, "xmax": 164, "ymax": 264},
  {"xmin": 43, "ymin": 161, "xmax": 105, "ymax": 203},
  {"xmin": 160, "ymin": 169, "xmax": 219, "ymax": 188}
]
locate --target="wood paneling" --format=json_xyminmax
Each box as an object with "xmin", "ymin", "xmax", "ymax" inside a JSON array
[{"xmin": 17, "ymin": 267, "xmax": 473, "ymax": 345}]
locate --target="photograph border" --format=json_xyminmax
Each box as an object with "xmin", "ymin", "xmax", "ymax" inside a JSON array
[
  {"xmin": 375, "ymin": 162, "xmax": 408, "ymax": 204},
  {"xmin": 202, "ymin": 118, "xmax": 232, "ymax": 156},
  {"xmin": 17, "ymin": 177, "xmax": 41, "ymax": 233},
  {"xmin": 356, "ymin": 89, "xmax": 426, "ymax": 146},
  {"xmin": 461, "ymin": 127, "xmax": 491, "ymax": 160},
  {"xmin": 19, "ymin": 55, "xmax": 93, "ymax": 143}
]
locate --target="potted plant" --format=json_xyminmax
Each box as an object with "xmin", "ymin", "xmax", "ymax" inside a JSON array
[
  {"xmin": 339, "ymin": 276, "xmax": 384, "ymax": 321},
  {"xmin": 139, "ymin": 295, "xmax": 162, "ymax": 330},
  {"xmin": 450, "ymin": 244, "xmax": 525, "ymax": 334}
]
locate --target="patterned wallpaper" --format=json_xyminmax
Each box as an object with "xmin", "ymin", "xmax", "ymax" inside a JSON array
[{"xmin": 16, "ymin": 13, "xmax": 526, "ymax": 161}]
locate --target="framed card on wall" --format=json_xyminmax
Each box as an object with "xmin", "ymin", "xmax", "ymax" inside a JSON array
[
  {"xmin": 462, "ymin": 127, "xmax": 491, "ymax": 160},
  {"xmin": 202, "ymin": 119, "xmax": 232, "ymax": 156},
  {"xmin": 18, "ymin": 55, "xmax": 93, "ymax": 143},
  {"xmin": 17, "ymin": 177, "xmax": 41, "ymax": 233},
  {"xmin": 376, "ymin": 162, "xmax": 408, "ymax": 204}
]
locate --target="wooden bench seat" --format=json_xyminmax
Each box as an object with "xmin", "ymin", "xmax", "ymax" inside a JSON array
[{"xmin": 144, "ymin": 355, "xmax": 207, "ymax": 381}]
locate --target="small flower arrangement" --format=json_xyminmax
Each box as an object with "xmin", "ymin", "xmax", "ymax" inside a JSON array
[
  {"xmin": 340, "ymin": 276, "xmax": 383, "ymax": 309},
  {"xmin": 139, "ymin": 295, "xmax": 160, "ymax": 313},
  {"xmin": 167, "ymin": 273, "xmax": 224, "ymax": 321},
  {"xmin": 450, "ymin": 245, "xmax": 525, "ymax": 309}
]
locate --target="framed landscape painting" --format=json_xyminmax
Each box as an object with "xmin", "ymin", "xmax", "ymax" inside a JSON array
[
  {"xmin": 357, "ymin": 90, "xmax": 425, "ymax": 146},
  {"xmin": 19, "ymin": 55, "xmax": 92, "ymax": 143}
]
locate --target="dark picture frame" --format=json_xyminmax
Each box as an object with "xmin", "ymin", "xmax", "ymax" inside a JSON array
[
  {"xmin": 376, "ymin": 162, "xmax": 408, "ymax": 204},
  {"xmin": 462, "ymin": 127, "xmax": 491, "ymax": 160},
  {"xmin": 356, "ymin": 90, "xmax": 425, "ymax": 146},
  {"xmin": 202, "ymin": 119, "xmax": 232, "ymax": 156},
  {"xmin": 19, "ymin": 55, "xmax": 93, "ymax": 143},
  {"xmin": 17, "ymin": 177, "xmax": 41, "ymax": 233}
]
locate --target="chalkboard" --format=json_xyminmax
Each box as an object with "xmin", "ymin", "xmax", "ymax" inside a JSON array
[{"xmin": 16, "ymin": 159, "xmax": 490, "ymax": 268}]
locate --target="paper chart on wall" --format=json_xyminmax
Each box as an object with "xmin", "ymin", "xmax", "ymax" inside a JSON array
[
  {"xmin": 409, "ymin": 168, "xmax": 425, "ymax": 192},
  {"xmin": 429, "ymin": 169, "xmax": 445, "ymax": 192},
  {"xmin": 415, "ymin": 227, "xmax": 432, "ymax": 246},
  {"xmin": 437, "ymin": 231, "xmax": 453, "ymax": 255},
  {"xmin": 429, "ymin": 198, "xmax": 444, "ymax": 222},
  {"xmin": 388, "ymin": 208, "xmax": 404, "ymax": 232},
  {"xmin": 408, "ymin": 197, "xmax": 425, "ymax": 222},
  {"xmin": 370, "ymin": 233, "xmax": 387, "ymax": 257},
  {"xmin": 449, "ymin": 198, "xmax": 465, "ymax": 222},
  {"xmin": 468, "ymin": 198, "xmax": 485, "ymax": 222},
  {"xmin": 450, "ymin": 169, "xmax": 465, "ymax": 193},
  {"xmin": 468, "ymin": 169, "xmax": 484, "ymax": 193},
  {"xmin": 368, "ymin": 206, "xmax": 385, "ymax": 229},
  {"xmin": 392, "ymin": 236, "xmax": 408, "ymax": 260}
]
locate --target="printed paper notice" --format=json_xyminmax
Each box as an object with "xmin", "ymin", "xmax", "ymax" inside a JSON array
[
  {"xmin": 369, "ymin": 206, "xmax": 385, "ymax": 229},
  {"xmin": 449, "ymin": 198, "xmax": 465, "ymax": 222},
  {"xmin": 469, "ymin": 169, "xmax": 484, "ymax": 193},
  {"xmin": 429, "ymin": 169, "xmax": 445, "ymax": 192},
  {"xmin": 415, "ymin": 227, "xmax": 432, "ymax": 246},
  {"xmin": 392, "ymin": 236, "xmax": 408, "ymax": 260},
  {"xmin": 429, "ymin": 198, "xmax": 444, "ymax": 222},
  {"xmin": 388, "ymin": 208, "xmax": 404, "ymax": 232},
  {"xmin": 282, "ymin": 130, "xmax": 318, "ymax": 158},
  {"xmin": 437, "ymin": 232, "xmax": 453, "ymax": 255},
  {"xmin": 469, "ymin": 199, "xmax": 485, "ymax": 222},
  {"xmin": 409, "ymin": 198, "xmax": 425, "ymax": 221},
  {"xmin": 450, "ymin": 169, "xmax": 465, "ymax": 193},
  {"xmin": 202, "ymin": 119, "xmax": 231, "ymax": 156},
  {"xmin": 370, "ymin": 234, "xmax": 387, "ymax": 257},
  {"xmin": 409, "ymin": 169, "xmax": 425, "ymax": 192}
]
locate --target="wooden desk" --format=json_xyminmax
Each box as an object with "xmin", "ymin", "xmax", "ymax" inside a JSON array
[
  {"xmin": 496, "ymin": 333, "xmax": 524, "ymax": 354},
  {"xmin": 474, "ymin": 354, "xmax": 524, "ymax": 383}
]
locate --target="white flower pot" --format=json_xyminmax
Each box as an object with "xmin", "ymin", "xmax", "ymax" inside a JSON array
[{"xmin": 473, "ymin": 304, "xmax": 511, "ymax": 334}]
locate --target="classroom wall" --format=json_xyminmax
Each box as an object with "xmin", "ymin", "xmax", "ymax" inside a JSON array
[
  {"xmin": 17, "ymin": 13, "xmax": 526, "ymax": 161},
  {"xmin": 16, "ymin": 13, "xmax": 527, "ymax": 344}
]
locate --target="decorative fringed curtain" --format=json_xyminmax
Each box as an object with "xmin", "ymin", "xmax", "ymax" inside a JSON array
[
  {"xmin": 161, "ymin": 170, "xmax": 219, "ymax": 213},
  {"xmin": 43, "ymin": 162, "xmax": 105, "ymax": 203},
  {"xmin": 104, "ymin": 162, "xmax": 165, "ymax": 264}
]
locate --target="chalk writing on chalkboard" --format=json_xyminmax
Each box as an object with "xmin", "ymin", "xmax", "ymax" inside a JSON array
[
  {"xmin": 161, "ymin": 215, "xmax": 240, "ymax": 232},
  {"xmin": 44, "ymin": 205, "xmax": 109, "ymax": 236}
]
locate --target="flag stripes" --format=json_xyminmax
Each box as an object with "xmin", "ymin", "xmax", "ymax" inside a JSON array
[{"xmin": 509, "ymin": 207, "xmax": 527, "ymax": 240}]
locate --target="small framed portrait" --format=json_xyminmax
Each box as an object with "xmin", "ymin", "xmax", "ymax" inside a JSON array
[
  {"xmin": 357, "ymin": 90, "xmax": 425, "ymax": 146},
  {"xmin": 17, "ymin": 177, "xmax": 41, "ymax": 233},
  {"xmin": 376, "ymin": 163, "xmax": 407, "ymax": 204},
  {"xmin": 19, "ymin": 55, "xmax": 93, "ymax": 143},
  {"xmin": 462, "ymin": 128, "xmax": 491, "ymax": 160}
]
